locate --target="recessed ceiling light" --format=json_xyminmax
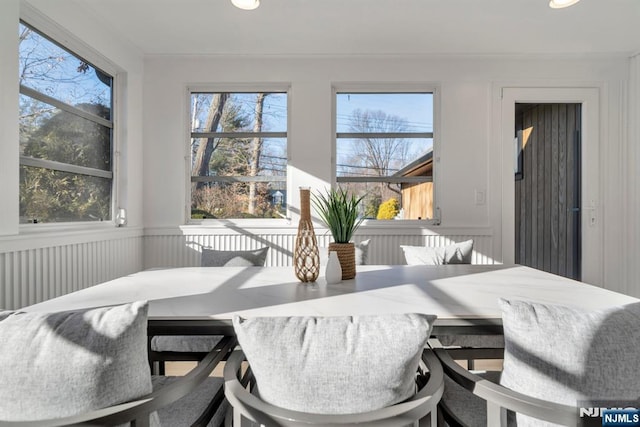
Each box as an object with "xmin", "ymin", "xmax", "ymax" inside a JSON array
[
  {"xmin": 549, "ymin": 0, "xmax": 581, "ymax": 9},
  {"xmin": 231, "ymin": 0, "xmax": 260, "ymax": 10}
]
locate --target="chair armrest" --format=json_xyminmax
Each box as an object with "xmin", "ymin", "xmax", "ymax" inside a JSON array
[
  {"xmin": 223, "ymin": 348, "xmax": 444, "ymax": 427},
  {"xmin": 432, "ymin": 347, "xmax": 579, "ymax": 426},
  {"xmin": 0, "ymin": 336, "xmax": 237, "ymax": 427}
]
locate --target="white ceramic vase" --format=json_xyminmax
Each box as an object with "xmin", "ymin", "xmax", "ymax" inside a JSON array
[{"xmin": 325, "ymin": 251, "xmax": 342, "ymax": 284}]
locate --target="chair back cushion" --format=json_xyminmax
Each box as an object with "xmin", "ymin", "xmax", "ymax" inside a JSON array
[
  {"xmin": 499, "ymin": 299, "xmax": 640, "ymax": 426},
  {"xmin": 401, "ymin": 239, "xmax": 473, "ymax": 265},
  {"xmin": 201, "ymin": 247, "xmax": 269, "ymax": 267},
  {"xmin": 0, "ymin": 301, "xmax": 154, "ymax": 422},
  {"xmin": 233, "ymin": 313, "xmax": 435, "ymax": 414},
  {"xmin": 354, "ymin": 239, "xmax": 371, "ymax": 265}
]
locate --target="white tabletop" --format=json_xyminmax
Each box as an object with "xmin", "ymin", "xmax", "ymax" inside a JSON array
[{"xmin": 23, "ymin": 265, "xmax": 639, "ymax": 329}]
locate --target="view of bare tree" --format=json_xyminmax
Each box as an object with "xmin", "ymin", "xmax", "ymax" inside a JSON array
[
  {"xmin": 192, "ymin": 93, "xmax": 229, "ymax": 191},
  {"xmin": 189, "ymin": 92, "xmax": 287, "ymax": 219},
  {"xmin": 248, "ymin": 93, "xmax": 266, "ymax": 215},
  {"xmin": 339, "ymin": 109, "xmax": 414, "ymax": 217}
]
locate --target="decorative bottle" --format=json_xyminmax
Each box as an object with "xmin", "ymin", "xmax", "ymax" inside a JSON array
[
  {"xmin": 294, "ymin": 188, "xmax": 320, "ymax": 282},
  {"xmin": 325, "ymin": 250, "xmax": 342, "ymax": 284}
]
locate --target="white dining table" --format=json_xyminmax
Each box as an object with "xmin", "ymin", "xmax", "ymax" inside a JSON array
[{"xmin": 22, "ymin": 264, "xmax": 639, "ymax": 336}]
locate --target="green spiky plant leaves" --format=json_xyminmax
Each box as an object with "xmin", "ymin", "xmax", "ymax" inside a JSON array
[{"xmin": 312, "ymin": 188, "xmax": 365, "ymax": 243}]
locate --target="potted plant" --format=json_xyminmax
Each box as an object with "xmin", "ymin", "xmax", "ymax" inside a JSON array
[{"xmin": 312, "ymin": 187, "xmax": 365, "ymax": 279}]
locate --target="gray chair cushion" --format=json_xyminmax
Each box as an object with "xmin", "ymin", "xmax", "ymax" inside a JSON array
[
  {"xmin": 401, "ymin": 239, "xmax": 473, "ymax": 265},
  {"xmin": 0, "ymin": 301, "xmax": 154, "ymax": 422},
  {"xmin": 354, "ymin": 238, "xmax": 371, "ymax": 265},
  {"xmin": 233, "ymin": 313, "xmax": 435, "ymax": 414},
  {"xmin": 151, "ymin": 334, "xmax": 223, "ymax": 352},
  {"xmin": 499, "ymin": 299, "xmax": 640, "ymax": 427},
  {"xmin": 201, "ymin": 247, "xmax": 269, "ymax": 267},
  {"xmin": 442, "ymin": 371, "xmax": 501, "ymax": 427},
  {"xmin": 319, "ymin": 239, "xmax": 371, "ymax": 266},
  {"xmin": 153, "ymin": 376, "xmax": 226, "ymax": 427}
]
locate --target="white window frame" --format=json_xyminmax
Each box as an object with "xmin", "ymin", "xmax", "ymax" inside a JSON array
[
  {"xmin": 185, "ymin": 84, "xmax": 291, "ymax": 226},
  {"xmin": 19, "ymin": 6, "xmax": 122, "ymax": 230},
  {"xmin": 332, "ymin": 83, "xmax": 441, "ymax": 225}
]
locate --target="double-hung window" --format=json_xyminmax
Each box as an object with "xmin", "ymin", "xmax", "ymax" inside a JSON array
[
  {"xmin": 18, "ymin": 21, "xmax": 114, "ymax": 224},
  {"xmin": 335, "ymin": 90, "xmax": 436, "ymax": 221},
  {"xmin": 189, "ymin": 90, "xmax": 288, "ymax": 220}
]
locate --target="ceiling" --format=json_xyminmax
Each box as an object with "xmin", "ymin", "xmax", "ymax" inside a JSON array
[{"xmin": 45, "ymin": 0, "xmax": 640, "ymax": 57}]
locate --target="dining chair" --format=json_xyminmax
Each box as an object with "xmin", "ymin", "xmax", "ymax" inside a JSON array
[
  {"xmin": 400, "ymin": 239, "xmax": 504, "ymax": 368},
  {"xmin": 400, "ymin": 239, "xmax": 474, "ymax": 265},
  {"xmin": 0, "ymin": 301, "xmax": 236, "ymax": 426},
  {"xmin": 225, "ymin": 313, "xmax": 443, "ymax": 426},
  {"xmin": 432, "ymin": 298, "xmax": 640, "ymax": 426},
  {"xmin": 149, "ymin": 246, "xmax": 269, "ymax": 374}
]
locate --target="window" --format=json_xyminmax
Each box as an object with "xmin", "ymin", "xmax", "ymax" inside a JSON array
[
  {"xmin": 335, "ymin": 91, "xmax": 435, "ymax": 220},
  {"xmin": 18, "ymin": 21, "xmax": 114, "ymax": 224},
  {"xmin": 189, "ymin": 91, "xmax": 287, "ymax": 219}
]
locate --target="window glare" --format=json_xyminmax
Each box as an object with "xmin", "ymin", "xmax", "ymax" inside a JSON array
[
  {"xmin": 19, "ymin": 95, "xmax": 111, "ymax": 171},
  {"xmin": 19, "ymin": 23, "xmax": 112, "ymax": 119}
]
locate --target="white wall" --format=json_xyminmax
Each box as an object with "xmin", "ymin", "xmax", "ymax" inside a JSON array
[
  {"xmin": 626, "ymin": 54, "xmax": 640, "ymax": 295},
  {"xmin": 0, "ymin": 0, "xmax": 147, "ymax": 308},
  {"xmin": 0, "ymin": 0, "xmax": 20, "ymax": 236},
  {"xmin": 143, "ymin": 54, "xmax": 636, "ymax": 294}
]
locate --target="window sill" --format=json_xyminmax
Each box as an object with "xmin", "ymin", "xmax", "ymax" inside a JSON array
[
  {"xmin": 185, "ymin": 218, "xmax": 293, "ymax": 229},
  {"xmin": 0, "ymin": 224, "xmax": 143, "ymax": 253},
  {"xmin": 18, "ymin": 221, "xmax": 118, "ymax": 235}
]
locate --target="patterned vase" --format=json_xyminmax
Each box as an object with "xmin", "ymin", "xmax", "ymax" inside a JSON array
[{"xmin": 294, "ymin": 188, "xmax": 320, "ymax": 282}]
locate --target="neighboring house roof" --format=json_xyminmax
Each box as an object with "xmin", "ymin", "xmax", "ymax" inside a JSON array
[{"xmin": 393, "ymin": 148, "xmax": 433, "ymax": 178}]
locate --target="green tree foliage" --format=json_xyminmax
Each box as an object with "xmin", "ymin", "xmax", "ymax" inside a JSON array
[
  {"xmin": 376, "ymin": 198, "xmax": 399, "ymax": 220},
  {"xmin": 20, "ymin": 103, "xmax": 111, "ymax": 222},
  {"xmin": 362, "ymin": 190, "xmax": 381, "ymax": 218}
]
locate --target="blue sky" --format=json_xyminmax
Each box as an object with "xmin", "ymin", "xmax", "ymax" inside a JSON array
[{"xmin": 336, "ymin": 93, "xmax": 433, "ymax": 133}]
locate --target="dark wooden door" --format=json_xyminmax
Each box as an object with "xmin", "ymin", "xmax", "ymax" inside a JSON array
[{"xmin": 514, "ymin": 103, "xmax": 581, "ymax": 280}]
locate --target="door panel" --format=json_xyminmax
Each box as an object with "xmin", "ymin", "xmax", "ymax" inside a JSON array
[
  {"xmin": 514, "ymin": 103, "xmax": 581, "ymax": 280},
  {"xmin": 500, "ymin": 87, "xmax": 601, "ymax": 286}
]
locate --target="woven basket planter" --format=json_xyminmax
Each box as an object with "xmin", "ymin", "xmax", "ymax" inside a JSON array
[{"xmin": 328, "ymin": 242, "xmax": 356, "ymax": 280}]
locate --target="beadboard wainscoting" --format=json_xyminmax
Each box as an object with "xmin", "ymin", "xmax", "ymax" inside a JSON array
[
  {"xmin": 0, "ymin": 227, "xmax": 144, "ymax": 310},
  {"xmin": 144, "ymin": 226, "xmax": 496, "ymax": 269}
]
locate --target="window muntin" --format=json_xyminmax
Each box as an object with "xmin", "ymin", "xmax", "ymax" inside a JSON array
[
  {"xmin": 335, "ymin": 92, "xmax": 435, "ymax": 220},
  {"xmin": 189, "ymin": 92, "xmax": 287, "ymax": 220},
  {"xmin": 18, "ymin": 22, "xmax": 114, "ymax": 224}
]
